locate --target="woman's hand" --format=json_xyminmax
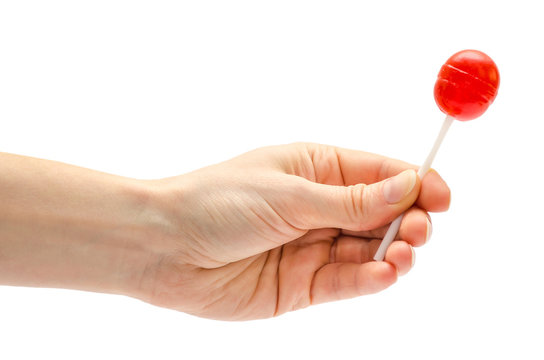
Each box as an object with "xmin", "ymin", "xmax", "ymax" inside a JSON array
[
  {"xmin": 0, "ymin": 144, "xmax": 449, "ymax": 321},
  {"xmin": 141, "ymin": 143, "xmax": 450, "ymax": 320}
]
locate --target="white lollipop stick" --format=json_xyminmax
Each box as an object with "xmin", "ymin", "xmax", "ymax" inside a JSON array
[{"xmin": 373, "ymin": 115, "xmax": 454, "ymax": 261}]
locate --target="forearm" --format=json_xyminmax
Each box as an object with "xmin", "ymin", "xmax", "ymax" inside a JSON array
[{"xmin": 0, "ymin": 152, "xmax": 166, "ymax": 297}]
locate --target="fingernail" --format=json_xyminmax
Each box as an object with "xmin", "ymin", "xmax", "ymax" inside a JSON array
[
  {"xmin": 383, "ymin": 169, "xmax": 417, "ymax": 204},
  {"xmin": 410, "ymin": 245, "xmax": 416, "ymax": 268},
  {"xmin": 425, "ymin": 217, "xmax": 433, "ymax": 243}
]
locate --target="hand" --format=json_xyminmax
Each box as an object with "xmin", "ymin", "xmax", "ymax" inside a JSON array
[{"xmin": 140, "ymin": 143, "xmax": 450, "ymax": 320}]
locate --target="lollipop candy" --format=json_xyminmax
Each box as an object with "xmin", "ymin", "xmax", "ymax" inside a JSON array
[
  {"xmin": 374, "ymin": 50, "xmax": 500, "ymax": 261},
  {"xmin": 434, "ymin": 50, "xmax": 500, "ymax": 120}
]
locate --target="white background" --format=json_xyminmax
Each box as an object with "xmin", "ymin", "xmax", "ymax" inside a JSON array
[{"xmin": 1, "ymin": 1, "xmax": 543, "ymax": 359}]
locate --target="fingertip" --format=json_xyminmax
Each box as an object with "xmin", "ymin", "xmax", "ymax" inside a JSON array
[
  {"xmin": 399, "ymin": 208, "xmax": 431, "ymax": 247},
  {"xmin": 374, "ymin": 260, "xmax": 398, "ymax": 276},
  {"xmin": 360, "ymin": 261, "xmax": 398, "ymax": 293},
  {"xmin": 417, "ymin": 169, "xmax": 451, "ymax": 212},
  {"xmin": 384, "ymin": 241, "xmax": 414, "ymax": 276}
]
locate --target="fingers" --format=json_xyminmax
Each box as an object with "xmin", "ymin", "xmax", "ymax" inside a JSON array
[
  {"xmin": 330, "ymin": 237, "xmax": 415, "ymax": 275},
  {"xmin": 310, "ymin": 261, "xmax": 397, "ymax": 305},
  {"xmin": 384, "ymin": 240, "xmax": 414, "ymax": 276},
  {"xmin": 311, "ymin": 261, "xmax": 397, "ymax": 305},
  {"xmin": 295, "ymin": 169, "xmax": 421, "ymax": 231},
  {"xmin": 399, "ymin": 207, "xmax": 432, "ymax": 247},
  {"xmin": 312, "ymin": 240, "xmax": 414, "ymax": 305},
  {"xmin": 304, "ymin": 144, "xmax": 450, "ymax": 213},
  {"xmin": 341, "ymin": 206, "xmax": 432, "ymax": 247},
  {"xmin": 329, "ymin": 237, "xmax": 380, "ymax": 263},
  {"xmin": 416, "ymin": 170, "xmax": 451, "ymax": 212},
  {"xmin": 305, "ymin": 143, "xmax": 412, "ymax": 186}
]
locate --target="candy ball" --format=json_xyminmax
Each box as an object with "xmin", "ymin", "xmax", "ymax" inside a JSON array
[{"xmin": 434, "ymin": 50, "xmax": 500, "ymax": 121}]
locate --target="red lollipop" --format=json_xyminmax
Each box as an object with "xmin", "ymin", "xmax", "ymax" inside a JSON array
[
  {"xmin": 374, "ymin": 50, "xmax": 500, "ymax": 261},
  {"xmin": 434, "ymin": 50, "xmax": 500, "ymax": 120}
]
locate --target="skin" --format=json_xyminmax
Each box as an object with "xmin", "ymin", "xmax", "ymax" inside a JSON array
[{"xmin": 0, "ymin": 143, "xmax": 450, "ymax": 321}]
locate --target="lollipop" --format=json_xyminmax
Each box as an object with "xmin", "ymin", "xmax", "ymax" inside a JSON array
[{"xmin": 374, "ymin": 50, "xmax": 500, "ymax": 261}]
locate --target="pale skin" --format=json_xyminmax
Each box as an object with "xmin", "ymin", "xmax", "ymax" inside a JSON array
[{"xmin": 0, "ymin": 143, "xmax": 450, "ymax": 321}]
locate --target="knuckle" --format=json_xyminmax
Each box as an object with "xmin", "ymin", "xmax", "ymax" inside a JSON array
[{"xmin": 347, "ymin": 183, "xmax": 370, "ymax": 230}]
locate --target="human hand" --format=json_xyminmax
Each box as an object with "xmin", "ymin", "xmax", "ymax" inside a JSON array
[{"xmin": 138, "ymin": 143, "xmax": 450, "ymax": 320}]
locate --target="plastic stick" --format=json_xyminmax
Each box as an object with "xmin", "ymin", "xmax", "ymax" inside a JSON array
[{"xmin": 373, "ymin": 115, "xmax": 454, "ymax": 261}]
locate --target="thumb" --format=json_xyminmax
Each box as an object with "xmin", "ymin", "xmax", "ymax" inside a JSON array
[{"xmin": 297, "ymin": 169, "xmax": 420, "ymax": 231}]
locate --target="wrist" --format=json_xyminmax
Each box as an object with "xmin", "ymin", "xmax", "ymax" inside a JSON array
[
  {"xmin": 0, "ymin": 153, "xmax": 176, "ymax": 299},
  {"xmin": 68, "ymin": 177, "xmax": 182, "ymax": 300}
]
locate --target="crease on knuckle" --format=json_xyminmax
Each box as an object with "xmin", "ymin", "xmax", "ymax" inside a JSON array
[{"xmin": 347, "ymin": 183, "xmax": 368, "ymax": 230}]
